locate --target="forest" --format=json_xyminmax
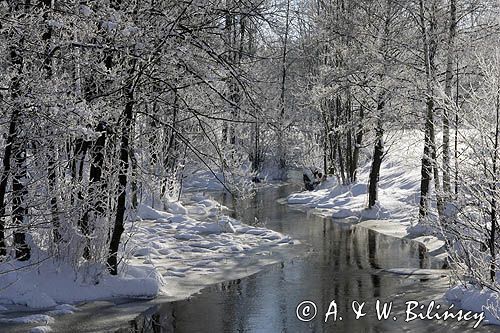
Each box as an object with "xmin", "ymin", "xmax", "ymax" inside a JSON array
[{"xmin": 0, "ymin": 0, "xmax": 499, "ymax": 330}]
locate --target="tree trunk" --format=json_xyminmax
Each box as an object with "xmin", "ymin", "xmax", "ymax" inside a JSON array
[
  {"xmin": 251, "ymin": 120, "xmax": 261, "ymax": 172},
  {"xmin": 368, "ymin": 97, "xmax": 385, "ymax": 208},
  {"xmin": 12, "ymin": 140, "xmax": 29, "ymax": 261},
  {"xmin": 419, "ymin": 96, "xmax": 435, "ymax": 218},
  {"xmin": 418, "ymin": 0, "xmax": 440, "ymax": 219},
  {"xmin": 42, "ymin": 0, "xmax": 61, "ymax": 246},
  {"xmin": 442, "ymin": 0, "xmax": 457, "ymax": 195},
  {"xmin": 368, "ymin": 137, "xmax": 384, "ymax": 208},
  {"xmin": 162, "ymin": 87, "xmax": 179, "ymax": 197},
  {"xmin": 277, "ymin": 0, "xmax": 290, "ymax": 171},
  {"xmin": 335, "ymin": 96, "xmax": 346, "ymax": 183},
  {"xmin": 89, "ymin": 122, "xmax": 107, "ymax": 213},
  {"xmin": 164, "ymin": 88, "xmax": 179, "ymax": 173},
  {"xmin": 490, "ymin": 93, "xmax": 499, "ymax": 282},
  {"xmin": 351, "ymin": 105, "xmax": 364, "ymax": 182},
  {"xmin": 346, "ymin": 96, "xmax": 354, "ymax": 183},
  {"xmin": 454, "ymin": 61, "xmax": 460, "ymax": 196},
  {"xmin": 107, "ymin": 66, "xmax": 135, "ymax": 275},
  {"xmin": 223, "ymin": 0, "xmax": 242, "ymax": 147},
  {"xmin": 81, "ymin": 122, "xmax": 107, "ymax": 260},
  {"xmin": 323, "ymin": 126, "xmax": 328, "ymax": 176},
  {"xmin": 47, "ymin": 153, "xmax": 61, "ymax": 245},
  {"xmin": 337, "ymin": 137, "xmax": 346, "ymax": 185},
  {"xmin": 74, "ymin": 137, "xmax": 89, "ymax": 247},
  {"xmin": 130, "ymin": 150, "xmax": 138, "ymax": 210},
  {"xmin": 0, "ymin": 109, "xmax": 19, "ymax": 256},
  {"xmin": 368, "ymin": 92, "xmax": 385, "ymax": 208},
  {"xmin": 368, "ymin": 0, "xmax": 392, "ymax": 207},
  {"xmin": 8, "ymin": 32, "xmax": 30, "ymax": 260}
]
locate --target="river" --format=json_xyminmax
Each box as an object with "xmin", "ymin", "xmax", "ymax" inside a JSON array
[
  {"xmin": 1, "ymin": 183, "xmax": 495, "ymax": 332},
  {"xmin": 129, "ymin": 183, "xmax": 495, "ymax": 332}
]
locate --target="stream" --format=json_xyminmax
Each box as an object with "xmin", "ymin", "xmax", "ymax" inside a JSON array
[
  {"xmin": 130, "ymin": 183, "xmax": 496, "ymax": 332},
  {"xmin": 1, "ymin": 183, "xmax": 495, "ymax": 332}
]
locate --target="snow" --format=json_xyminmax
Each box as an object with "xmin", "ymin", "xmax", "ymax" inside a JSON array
[
  {"xmin": 79, "ymin": 4, "xmax": 92, "ymax": 17},
  {"xmin": 0, "ymin": 314, "xmax": 54, "ymax": 324},
  {"xmin": 286, "ymin": 129, "xmax": 498, "ymax": 326},
  {"xmin": 47, "ymin": 20, "xmax": 63, "ymax": 29},
  {"xmin": 182, "ymin": 170, "xmax": 226, "ymax": 191},
  {"xmin": 286, "ymin": 130, "xmax": 443, "ymax": 253},
  {"xmin": 445, "ymin": 285, "xmax": 500, "ymax": 326},
  {"xmin": 0, "ymin": 191, "xmax": 296, "ymax": 330},
  {"xmin": 0, "ymin": 256, "xmax": 162, "ymax": 310},
  {"xmin": 167, "ymin": 201, "xmax": 188, "ymax": 215},
  {"xmin": 287, "ymin": 131, "xmax": 423, "ymax": 223},
  {"xmin": 47, "ymin": 304, "xmax": 79, "ymax": 316},
  {"xmin": 29, "ymin": 326, "xmax": 53, "ymax": 333},
  {"xmin": 121, "ymin": 25, "xmax": 140, "ymax": 37},
  {"xmin": 136, "ymin": 204, "xmax": 173, "ymax": 220},
  {"xmin": 102, "ymin": 21, "xmax": 118, "ymax": 31},
  {"xmin": 384, "ymin": 268, "xmax": 449, "ymax": 277},
  {"xmin": 125, "ymin": 194, "xmax": 295, "ymax": 300}
]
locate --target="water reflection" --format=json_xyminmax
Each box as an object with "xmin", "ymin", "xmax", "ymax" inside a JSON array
[{"xmin": 133, "ymin": 184, "xmax": 494, "ymax": 333}]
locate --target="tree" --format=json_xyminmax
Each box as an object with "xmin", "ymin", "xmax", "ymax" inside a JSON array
[
  {"xmin": 418, "ymin": 0, "xmax": 443, "ymax": 219},
  {"xmin": 442, "ymin": 0, "xmax": 457, "ymax": 195},
  {"xmin": 368, "ymin": 0, "xmax": 397, "ymax": 208}
]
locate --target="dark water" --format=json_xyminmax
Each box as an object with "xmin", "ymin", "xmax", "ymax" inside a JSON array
[{"xmin": 131, "ymin": 184, "xmax": 496, "ymax": 333}]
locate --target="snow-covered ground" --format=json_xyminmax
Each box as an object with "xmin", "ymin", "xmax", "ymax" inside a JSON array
[
  {"xmin": 125, "ymin": 194, "xmax": 296, "ymax": 300},
  {"xmin": 288, "ymin": 130, "xmax": 423, "ymax": 224},
  {"xmin": 286, "ymin": 129, "xmax": 500, "ymax": 327},
  {"xmin": 182, "ymin": 169, "xmax": 226, "ymax": 192},
  {"xmin": 0, "ymin": 191, "xmax": 297, "ymax": 331},
  {"xmin": 286, "ymin": 130, "xmax": 445, "ymax": 255},
  {"xmin": 446, "ymin": 284, "xmax": 500, "ymax": 326}
]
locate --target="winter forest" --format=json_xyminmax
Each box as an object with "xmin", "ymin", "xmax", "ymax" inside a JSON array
[{"xmin": 0, "ymin": 0, "xmax": 499, "ymax": 331}]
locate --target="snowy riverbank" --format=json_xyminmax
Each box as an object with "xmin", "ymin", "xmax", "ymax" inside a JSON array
[
  {"xmin": 0, "ymin": 191, "xmax": 297, "ymax": 332},
  {"xmin": 286, "ymin": 130, "xmax": 500, "ymax": 327},
  {"xmin": 126, "ymin": 193, "xmax": 297, "ymax": 299}
]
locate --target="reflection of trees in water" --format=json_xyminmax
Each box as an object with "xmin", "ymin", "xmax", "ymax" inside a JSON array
[{"xmin": 149, "ymin": 186, "xmax": 439, "ymax": 332}]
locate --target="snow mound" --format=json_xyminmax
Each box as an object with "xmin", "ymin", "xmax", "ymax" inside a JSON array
[
  {"xmin": 287, "ymin": 130, "xmax": 423, "ymax": 224},
  {"xmin": 445, "ymin": 285, "xmax": 500, "ymax": 326},
  {"xmin": 0, "ymin": 314, "xmax": 54, "ymax": 324},
  {"xmin": 167, "ymin": 201, "xmax": 188, "ymax": 215},
  {"xmin": 124, "ymin": 194, "xmax": 295, "ymax": 301},
  {"xmin": 183, "ymin": 170, "xmax": 226, "ymax": 191},
  {"xmin": 0, "ymin": 257, "xmax": 163, "ymax": 309},
  {"xmin": 30, "ymin": 326, "xmax": 53, "ymax": 333},
  {"xmin": 17, "ymin": 291, "xmax": 57, "ymax": 309},
  {"xmin": 384, "ymin": 268, "xmax": 448, "ymax": 277},
  {"xmin": 137, "ymin": 204, "xmax": 173, "ymax": 221}
]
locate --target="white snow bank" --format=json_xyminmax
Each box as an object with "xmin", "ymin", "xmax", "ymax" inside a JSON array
[
  {"xmin": 287, "ymin": 131, "xmax": 449, "ymax": 261},
  {"xmin": 445, "ymin": 285, "xmax": 500, "ymax": 326},
  {"xmin": 182, "ymin": 170, "xmax": 226, "ymax": 191},
  {"xmin": 126, "ymin": 194, "xmax": 296, "ymax": 300},
  {"xmin": 0, "ymin": 182, "xmax": 295, "ymax": 328},
  {"xmin": 287, "ymin": 130, "xmax": 423, "ymax": 224},
  {"xmin": 47, "ymin": 304, "xmax": 80, "ymax": 316},
  {"xmin": 136, "ymin": 204, "xmax": 173, "ymax": 221},
  {"xmin": 0, "ymin": 314, "xmax": 54, "ymax": 324},
  {"xmin": 287, "ymin": 129, "xmax": 499, "ymax": 326},
  {"xmin": 29, "ymin": 326, "xmax": 53, "ymax": 333},
  {"xmin": 384, "ymin": 268, "xmax": 449, "ymax": 277},
  {"xmin": 0, "ymin": 256, "xmax": 163, "ymax": 310}
]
